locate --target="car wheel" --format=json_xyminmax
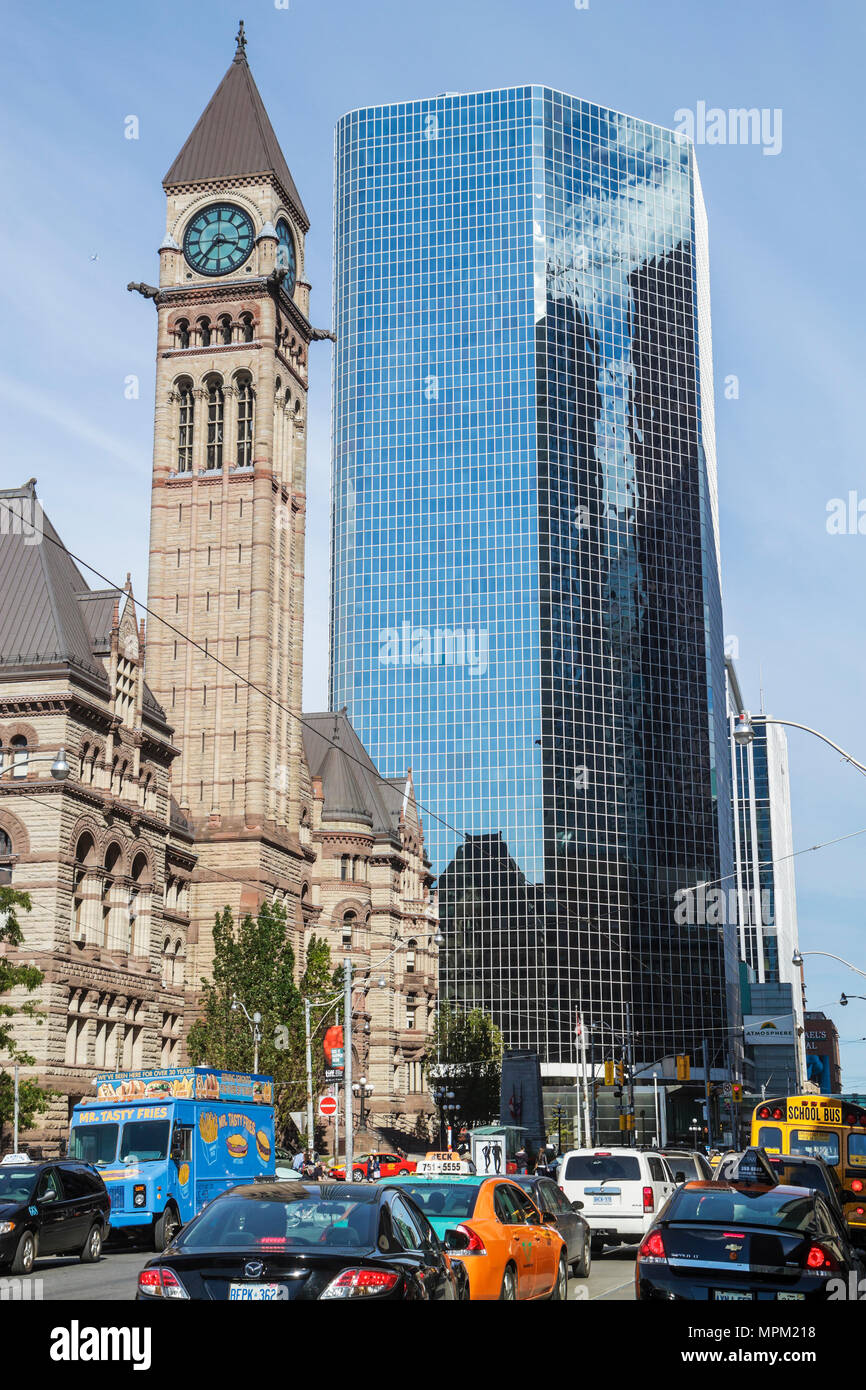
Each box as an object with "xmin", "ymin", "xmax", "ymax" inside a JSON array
[
  {"xmin": 80, "ymin": 1223, "xmax": 103, "ymax": 1264},
  {"xmin": 499, "ymin": 1265, "xmax": 517, "ymax": 1301},
  {"xmin": 153, "ymin": 1204, "xmax": 180, "ymax": 1251},
  {"xmin": 572, "ymin": 1231, "xmax": 592, "ymax": 1278},
  {"xmin": 549, "ymin": 1253, "xmax": 568, "ymax": 1301},
  {"xmin": 11, "ymin": 1230, "xmax": 35, "ymax": 1276}
]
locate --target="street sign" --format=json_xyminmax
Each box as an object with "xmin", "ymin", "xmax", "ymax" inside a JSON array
[{"xmin": 318, "ymin": 1095, "xmax": 337, "ymax": 1118}]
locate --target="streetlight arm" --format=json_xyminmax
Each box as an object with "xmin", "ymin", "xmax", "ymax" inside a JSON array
[
  {"xmin": 759, "ymin": 718, "xmax": 866, "ymax": 779},
  {"xmin": 797, "ymin": 949, "xmax": 866, "ymax": 983}
]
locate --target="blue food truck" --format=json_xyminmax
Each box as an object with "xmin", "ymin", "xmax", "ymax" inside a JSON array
[{"xmin": 67, "ymin": 1067, "xmax": 276, "ymax": 1248}]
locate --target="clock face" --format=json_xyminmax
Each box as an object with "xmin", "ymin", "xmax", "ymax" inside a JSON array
[
  {"xmin": 275, "ymin": 219, "xmax": 297, "ymax": 294},
  {"xmin": 183, "ymin": 203, "xmax": 255, "ymax": 277}
]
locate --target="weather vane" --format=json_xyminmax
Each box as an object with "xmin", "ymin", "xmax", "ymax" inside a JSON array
[{"xmin": 235, "ymin": 20, "xmax": 247, "ymax": 57}]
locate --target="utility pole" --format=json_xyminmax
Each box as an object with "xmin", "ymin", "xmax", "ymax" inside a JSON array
[
  {"xmin": 574, "ymin": 1011, "xmax": 583, "ymax": 1148},
  {"xmin": 344, "ymin": 955, "xmax": 354, "ymax": 1179},
  {"xmin": 13, "ymin": 1064, "xmax": 19, "ymax": 1153},
  {"xmin": 589, "ymin": 1028, "xmax": 597, "ymax": 1146},
  {"xmin": 579, "ymin": 1016, "xmax": 591, "ymax": 1144},
  {"xmin": 702, "ymin": 1038, "xmax": 712, "ymax": 1151},
  {"xmin": 625, "ymin": 1004, "xmax": 636, "ymax": 1147},
  {"xmin": 304, "ymin": 999, "xmax": 314, "ymax": 1152}
]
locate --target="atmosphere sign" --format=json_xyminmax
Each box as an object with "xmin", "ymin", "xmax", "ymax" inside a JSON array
[{"xmin": 744, "ymin": 1014, "xmax": 795, "ymax": 1047}]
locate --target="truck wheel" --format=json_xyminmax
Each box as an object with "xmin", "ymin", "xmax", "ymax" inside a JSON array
[
  {"xmin": 153, "ymin": 1204, "xmax": 180, "ymax": 1251},
  {"xmin": 80, "ymin": 1224, "xmax": 103, "ymax": 1263},
  {"xmin": 11, "ymin": 1230, "xmax": 35, "ymax": 1275}
]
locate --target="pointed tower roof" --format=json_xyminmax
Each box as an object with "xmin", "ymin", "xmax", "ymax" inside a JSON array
[{"xmin": 164, "ymin": 22, "xmax": 308, "ymax": 228}]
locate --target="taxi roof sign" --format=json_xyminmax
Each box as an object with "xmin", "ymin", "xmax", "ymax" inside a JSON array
[
  {"xmin": 713, "ymin": 1146, "xmax": 779, "ymax": 1186},
  {"xmin": 415, "ymin": 1151, "xmax": 477, "ymax": 1176}
]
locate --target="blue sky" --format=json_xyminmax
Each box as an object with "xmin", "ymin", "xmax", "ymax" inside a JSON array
[{"xmin": 2, "ymin": 0, "xmax": 864, "ymax": 1082}]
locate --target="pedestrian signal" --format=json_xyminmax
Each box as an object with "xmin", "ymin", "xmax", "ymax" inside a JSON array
[{"xmin": 676, "ymin": 1054, "xmax": 691, "ymax": 1081}]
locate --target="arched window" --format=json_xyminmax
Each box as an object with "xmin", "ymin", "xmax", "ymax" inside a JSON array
[
  {"xmin": 240, "ymin": 313, "xmax": 254, "ymax": 343},
  {"xmin": 0, "ymin": 829, "xmax": 13, "ymax": 885},
  {"xmin": 130, "ymin": 852, "xmax": 150, "ymax": 957},
  {"xmin": 406, "ymin": 993, "xmax": 418, "ymax": 1031},
  {"xmin": 218, "ymin": 314, "xmax": 233, "ymax": 345},
  {"xmin": 197, "ymin": 316, "xmax": 211, "ymax": 347},
  {"xmin": 205, "ymin": 378, "xmax": 224, "ymax": 469},
  {"xmin": 10, "ymin": 736, "xmax": 27, "ymax": 779},
  {"xmin": 236, "ymin": 375, "xmax": 255, "ymax": 467},
  {"xmin": 342, "ymin": 910, "xmax": 357, "ymax": 945},
  {"xmin": 406, "ymin": 939, "xmax": 417, "ymax": 974},
  {"xmin": 175, "ymin": 319, "xmax": 190, "ymax": 350},
  {"xmin": 176, "ymin": 380, "xmax": 194, "ymax": 473},
  {"xmin": 340, "ymin": 854, "xmax": 350, "ymax": 882}
]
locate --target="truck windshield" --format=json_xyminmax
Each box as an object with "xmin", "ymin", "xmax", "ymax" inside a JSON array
[
  {"xmin": 68, "ymin": 1125, "xmax": 118, "ymax": 1166},
  {"xmin": 120, "ymin": 1120, "xmax": 170, "ymax": 1162}
]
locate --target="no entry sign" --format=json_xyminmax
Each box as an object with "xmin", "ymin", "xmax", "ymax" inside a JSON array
[{"xmin": 318, "ymin": 1095, "xmax": 337, "ymax": 1118}]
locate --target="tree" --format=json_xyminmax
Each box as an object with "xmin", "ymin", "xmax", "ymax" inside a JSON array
[
  {"xmin": 186, "ymin": 902, "xmax": 339, "ymax": 1146},
  {"xmin": 0, "ymin": 886, "xmax": 52, "ymax": 1142},
  {"xmin": 429, "ymin": 1000, "xmax": 503, "ymax": 1128}
]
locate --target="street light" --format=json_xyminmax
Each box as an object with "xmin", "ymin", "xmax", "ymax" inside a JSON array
[
  {"xmin": 840, "ymin": 994, "xmax": 866, "ymax": 1006},
  {"xmin": 733, "ymin": 711, "xmax": 866, "ymax": 776},
  {"xmin": 688, "ymin": 1119, "xmax": 702, "ymax": 1152},
  {"xmin": 432, "ymin": 1086, "xmax": 460, "ymax": 1148},
  {"xmin": 231, "ymin": 995, "xmax": 262, "ymax": 1072},
  {"xmin": 793, "ymin": 949, "xmax": 866, "ymax": 983},
  {"xmin": 352, "ymin": 1075, "xmax": 374, "ymax": 1134},
  {"xmin": 0, "ymin": 749, "xmax": 70, "ymax": 782}
]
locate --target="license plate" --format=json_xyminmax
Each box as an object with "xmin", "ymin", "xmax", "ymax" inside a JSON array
[
  {"xmin": 228, "ymin": 1283, "xmax": 287, "ymax": 1301},
  {"xmin": 592, "ymin": 1195, "xmax": 613, "ymax": 1205},
  {"xmin": 714, "ymin": 1290, "xmax": 753, "ymax": 1301},
  {"xmin": 777, "ymin": 1292, "xmax": 805, "ymax": 1301}
]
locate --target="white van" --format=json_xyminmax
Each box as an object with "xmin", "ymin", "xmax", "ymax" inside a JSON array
[{"xmin": 558, "ymin": 1147, "xmax": 676, "ymax": 1251}]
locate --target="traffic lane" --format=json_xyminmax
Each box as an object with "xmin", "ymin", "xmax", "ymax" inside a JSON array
[
  {"xmin": 30, "ymin": 1248, "xmax": 151, "ymax": 1301},
  {"xmin": 570, "ymin": 1243, "xmax": 636, "ymax": 1301}
]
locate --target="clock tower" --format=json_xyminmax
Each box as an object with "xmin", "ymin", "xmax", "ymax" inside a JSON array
[{"xmin": 142, "ymin": 24, "xmax": 317, "ymax": 982}]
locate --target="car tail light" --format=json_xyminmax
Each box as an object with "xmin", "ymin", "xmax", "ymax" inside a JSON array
[
  {"xmin": 456, "ymin": 1223, "xmax": 486, "ymax": 1255},
  {"xmin": 638, "ymin": 1230, "xmax": 666, "ymax": 1262},
  {"xmin": 852, "ymin": 1180, "xmax": 864, "ymax": 1194},
  {"xmin": 138, "ymin": 1266, "xmax": 189, "ymax": 1299},
  {"xmin": 320, "ymin": 1267, "xmax": 401, "ymax": 1299},
  {"xmin": 805, "ymin": 1244, "xmax": 838, "ymax": 1272},
  {"xmin": 643, "ymin": 1185, "xmax": 654, "ymax": 1212}
]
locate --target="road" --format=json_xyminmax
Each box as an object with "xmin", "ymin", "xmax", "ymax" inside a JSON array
[{"xmin": 24, "ymin": 1241, "xmax": 636, "ymax": 1301}]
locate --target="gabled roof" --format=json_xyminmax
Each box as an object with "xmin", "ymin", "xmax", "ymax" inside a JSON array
[
  {"xmin": 0, "ymin": 483, "xmax": 165, "ymax": 718},
  {"xmin": 303, "ymin": 711, "xmax": 408, "ymax": 838},
  {"xmin": 164, "ymin": 34, "xmax": 309, "ymax": 228}
]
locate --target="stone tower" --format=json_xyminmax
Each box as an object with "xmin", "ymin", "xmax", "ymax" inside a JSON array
[{"xmin": 142, "ymin": 25, "xmax": 317, "ymax": 981}]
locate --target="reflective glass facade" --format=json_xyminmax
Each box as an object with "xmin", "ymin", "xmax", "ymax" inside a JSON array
[{"xmin": 331, "ymin": 87, "xmax": 738, "ymax": 1066}]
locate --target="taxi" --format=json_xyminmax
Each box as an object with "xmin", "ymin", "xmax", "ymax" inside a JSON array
[
  {"xmin": 328, "ymin": 1151, "xmax": 417, "ymax": 1181},
  {"xmin": 386, "ymin": 1173, "xmax": 568, "ymax": 1300},
  {"xmin": 414, "ymin": 1151, "xmax": 476, "ymax": 1177}
]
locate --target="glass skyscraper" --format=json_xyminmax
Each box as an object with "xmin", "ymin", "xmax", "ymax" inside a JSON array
[{"xmin": 331, "ymin": 87, "xmax": 738, "ymax": 1069}]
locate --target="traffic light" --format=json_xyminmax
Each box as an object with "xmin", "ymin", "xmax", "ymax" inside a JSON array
[
  {"xmin": 619, "ymin": 1113, "xmax": 626, "ymax": 1130},
  {"xmin": 732, "ymin": 1083, "xmax": 743, "ymax": 1105},
  {"xmin": 616, "ymin": 1060, "xmax": 625, "ymax": 1085},
  {"xmin": 676, "ymin": 1054, "xmax": 691, "ymax": 1081},
  {"xmin": 604, "ymin": 1060, "xmax": 615, "ymax": 1086},
  {"xmin": 625, "ymin": 1113, "xmax": 634, "ymax": 1131}
]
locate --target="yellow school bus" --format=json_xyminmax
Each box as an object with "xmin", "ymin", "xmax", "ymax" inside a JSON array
[{"xmin": 751, "ymin": 1095, "xmax": 866, "ymax": 1243}]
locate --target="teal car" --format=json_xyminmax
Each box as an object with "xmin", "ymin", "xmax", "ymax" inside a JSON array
[{"xmin": 385, "ymin": 1175, "xmax": 486, "ymax": 1242}]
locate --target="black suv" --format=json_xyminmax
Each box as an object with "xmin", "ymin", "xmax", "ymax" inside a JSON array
[{"xmin": 0, "ymin": 1157, "xmax": 110, "ymax": 1275}]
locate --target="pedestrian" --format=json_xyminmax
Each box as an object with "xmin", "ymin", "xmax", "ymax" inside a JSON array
[
  {"xmin": 368, "ymin": 1154, "xmax": 381, "ymax": 1181},
  {"xmin": 515, "ymin": 1145, "xmax": 528, "ymax": 1175},
  {"xmin": 291, "ymin": 1148, "xmax": 305, "ymax": 1173}
]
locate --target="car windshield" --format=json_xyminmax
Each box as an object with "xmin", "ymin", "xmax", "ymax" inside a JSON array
[
  {"xmin": 769, "ymin": 1161, "xmax": 832, "ymax": 1199},
  {"xmin": 668, "ymin": 1155, "xmax": 703, "ymax": 1181},
  {"xmin": 176, "ymin": 1193, "xmax": 378, "ymax": 1251},
  {"xmin": 0, "ymin": 1168, "xmax": 39, "ymax": 1202},
  {"xmin": 670, "ymin": 1186, "xmax": 816, "ymax": 1230},
  {"xmin": 564, "ymin": 1155, "xmax": 641, "ymax": 1182},
  {"xmin": 396, "ymin": 1183, "xmax": 479, "ymax": 1219},
  {"xmin": 120, "ymin": 1120, "xmax": 170, "ymax": 1162},
  {"xmin": 68, "ymin": 1125, "xmax": 118, "ymax": 1166}
]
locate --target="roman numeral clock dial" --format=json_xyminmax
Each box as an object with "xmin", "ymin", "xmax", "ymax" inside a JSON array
[{"xmin": 183, "ymin": 203, "xmax": 254, "ymax": 276}]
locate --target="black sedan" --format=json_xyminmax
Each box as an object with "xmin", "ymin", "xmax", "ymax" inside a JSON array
[
  {"xmin": 137, "ymin": 1181, "xmax": 462, "ymax": 1301},
  {"xmin": 636, "ymin": 1180, "xmax": 863, "ymax": 1301},
  {"xmin": 509, "ymin": 1174, "xmax": 592, "ymax": 1277}
]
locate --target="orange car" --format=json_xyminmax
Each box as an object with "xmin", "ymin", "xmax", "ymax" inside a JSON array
[{"xmin": 389, "ymin": 1174, "xmax": 569, "ymax": 1300}]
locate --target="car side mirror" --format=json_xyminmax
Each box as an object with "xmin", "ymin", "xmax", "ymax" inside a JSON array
[
  {"xmin": 675, "ymin": 1171, "xmax": 687, "ymax": 1184},
  {"xmin": 542, "ymin": 1211, "xmax": 558, "ymax": 1225},
  {"xmin": 39, "ymin": 1190, "xmax": 57, "ymax": 1203},
  {"xmin": 443, "ymin": 1228, "xmax": 470, "ymax": 1252},
  {"xmin": 571, "ymin": 1200, "xmax": 584, "ymax": 1212}
]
